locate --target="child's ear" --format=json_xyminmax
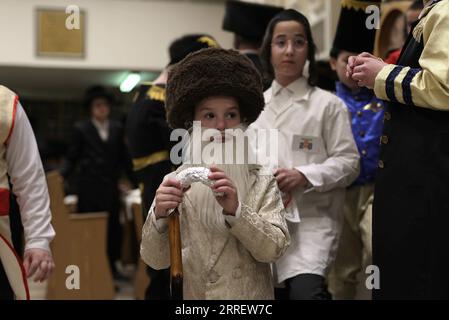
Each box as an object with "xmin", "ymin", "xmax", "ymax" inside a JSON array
[{"xmin": 330, "ymin": 57, "xmax": 337, "ymax": 71}]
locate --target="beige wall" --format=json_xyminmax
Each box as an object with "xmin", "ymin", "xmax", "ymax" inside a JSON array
[
  {"xmin": 0, "ymin": 0, "xmax": 341, "ymax": 70},
  {"xmin": 0, "ymin": 0, "xmax": 233, "ymax": 71}
]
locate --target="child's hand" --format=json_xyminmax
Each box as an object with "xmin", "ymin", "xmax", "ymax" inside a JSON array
[
  {"xmin": 208, "ymin": 166, "xmax": 239, "ymax": 215},
  {"xmin": 274, "ymin": 168, "xmax": 309, "ymax": 193},
  {"xmin": 154, "ymin": 178, "xmax": 184, "ymax": 219},
  {"xmin": 349, "ymin": 52, "xmax": 387, "ymax": 89}
]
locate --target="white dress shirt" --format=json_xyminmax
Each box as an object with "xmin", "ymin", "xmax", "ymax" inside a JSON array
[
  {"xmin": 6, "ymin": 103, "xmax": 55, "ymax": 252},
  {"xmin": 251, "ymin": 78, "xmax": 360, "ymax": 282}
]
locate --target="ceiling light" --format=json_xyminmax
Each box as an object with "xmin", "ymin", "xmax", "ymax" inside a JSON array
[{"xmin": 120, "ymin": 72, "xmax": 141, "ymax": 93}]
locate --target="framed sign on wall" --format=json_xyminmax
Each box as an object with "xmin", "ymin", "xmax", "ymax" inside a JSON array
[{"xmin": 36, "ymin": 8, "xmax": 85, "ymax": 58}]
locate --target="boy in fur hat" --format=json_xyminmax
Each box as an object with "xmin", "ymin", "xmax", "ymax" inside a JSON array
[
  {"xmin": 126, "ymin": 34, "xmax": 219, "ymax": 300},
  {"xmin": 140, "ymin": 48, "xmax": 290, "ymax": 299}
]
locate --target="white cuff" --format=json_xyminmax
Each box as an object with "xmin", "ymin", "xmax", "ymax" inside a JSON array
[{"xmin": 24, "ymin": 238, "xmax": 51, "ymax": 252}]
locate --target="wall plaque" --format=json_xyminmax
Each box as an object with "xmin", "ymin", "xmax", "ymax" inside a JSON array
[{"xmin": 37, "ymin": 8, "xmax": 85, "ymax": 58}]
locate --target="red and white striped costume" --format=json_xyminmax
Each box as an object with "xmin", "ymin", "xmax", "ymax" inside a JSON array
[{"xmin": 0, "ymin": 85, "xmax": 29, "ymax": 300}]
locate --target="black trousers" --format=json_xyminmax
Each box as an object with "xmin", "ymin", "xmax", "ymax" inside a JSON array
[
  {"xmin": 0, "ymin": 264, "xmax": 14, "ymax": 300},
  {"xmin": 275, "ymin": 273, "xmax": 332, "ymax": 300},
  {"xmin": 145, "ymin": 267, "xmax": 170, "ymax": 300},
  {"xmin": 77, "ymin": 181, "xmax": 122, "ymax": 274}
]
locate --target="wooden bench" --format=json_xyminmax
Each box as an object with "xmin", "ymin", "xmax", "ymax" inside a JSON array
[{"xmin": 45, "ymin": 171, "xmax": 115, "ymax": 299}]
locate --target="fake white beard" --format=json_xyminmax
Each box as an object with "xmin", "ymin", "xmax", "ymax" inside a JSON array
[{"xmin": 179, "ymin": 126, "xmax": 252, "ymax": 233}]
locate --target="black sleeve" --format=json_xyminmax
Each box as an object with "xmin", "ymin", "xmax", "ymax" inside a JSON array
[
  {"xmin": 119, "ymin": 125, "xmax": 138, "ymax": 188},
  {"xmin": 59, "ymin": 124, "xmax": 83, "ymax": 179},
  {"xmin": 146, "ymin": 103, "xmax": 173, "ymax": 152}
]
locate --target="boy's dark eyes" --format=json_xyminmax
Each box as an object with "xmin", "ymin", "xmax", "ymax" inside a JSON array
[{"xmin": 203, "ymin": 112, "xmax": 238, "ymax": 119}]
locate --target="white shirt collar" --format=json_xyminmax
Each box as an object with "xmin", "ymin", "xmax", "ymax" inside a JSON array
[
  {"xmin": 271, "ymin": 77, "xmax": 312, "ymax": 101},
  {"xmin": 91, "ymin": 118, "xmax": 109, "ymax": 141}
]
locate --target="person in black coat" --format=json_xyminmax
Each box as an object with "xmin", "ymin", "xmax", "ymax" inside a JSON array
[
  {"xmin": 347, "ymin": 0, "xmax": 449, "ymax": 299},
  {"xmin": 61, "ymin": 85, "xmax": 133, "ymax": 279}
]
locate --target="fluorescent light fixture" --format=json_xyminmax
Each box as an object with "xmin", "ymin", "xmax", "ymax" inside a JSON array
[{"xmin": 120, "ymin": 72, "xmax": 141, "ymax": 93}]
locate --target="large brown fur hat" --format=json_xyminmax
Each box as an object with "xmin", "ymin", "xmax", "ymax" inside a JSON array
[{"xmin": 166, "ymin": 48, "xmax": 264, "ymax": 129}]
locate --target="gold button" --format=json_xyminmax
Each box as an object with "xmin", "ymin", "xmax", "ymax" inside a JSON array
[
  {"xmin": 357, "ymin": 111, "xmax": 363, "ymax": 117},
  {"xmin": 381, "ymin": 135, "xmax": 389, "ymax": 144},
  {"xmin": 378, "ymin": 160, "xmax": 385, "ymax": 169},
  {"xmin": 362, "ymin": 150, "xmax": 367, "ymax": 156},
  {"xmin": 384, "ymin": 112, "xmax": 391, "ymax": 120}
]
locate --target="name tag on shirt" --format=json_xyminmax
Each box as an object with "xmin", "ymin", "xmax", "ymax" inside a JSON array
[{"xmin": 292, "ymin": 135, "xmax": 319, "ymax": 153}]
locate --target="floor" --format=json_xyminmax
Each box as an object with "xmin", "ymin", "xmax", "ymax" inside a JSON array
[
  {"xmin": 28, "ymin": 263, "xmax": 371, "ymax": 300},
  {"xmin": 28, "ymin": 263, "xmax": 136, "ymax": 300},
  {"xmin": 113, "ymin": 263, "xmax": 136, "ymax": 300}
]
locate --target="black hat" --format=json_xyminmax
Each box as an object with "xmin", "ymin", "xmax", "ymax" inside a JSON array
[
  {"xmin": 222, "ymin": 0, "xmax": 283, "ymax": 43},
  {"xmin": 331, "ymin": 0, "xmax": 381, "ymax": 57},
  {"xmin": 168, "ymin": 34, "xmax": 220, "ymax": 65},
  {"xmin": 166, "ymin": 48, "xmax": 264, "ymax": 129},
  {"xmin": 83, "ymin": 85, "xmax": 115, "ymax": 109}
]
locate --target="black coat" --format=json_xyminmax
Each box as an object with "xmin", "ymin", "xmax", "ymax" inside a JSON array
[
  {"xmin": 126, "ymin": 84, "xmax": 172, "ymax": 159},
  {"xmin": 373, "ymin": 10, "xmax": 449, "ymax": 299},
  {"xmin": 61, "ymin": 119, "xmax": 132, "ymax": 213},
  {"xmin": 125, "ymin": 84, "xmax": 173, "ymax": 215}
]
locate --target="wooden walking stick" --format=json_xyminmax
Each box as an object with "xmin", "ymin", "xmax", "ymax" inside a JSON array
[
  {"xmin": 167, "ymin": 166, "xmax": 211, "ymax": 300},
  {"xmin": 168, "ymin": 208, "xmax": 183, "ymax": 300}
]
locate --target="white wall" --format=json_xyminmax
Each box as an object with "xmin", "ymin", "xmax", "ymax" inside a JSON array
[{"xmin": 0, "ymin": 0, "xmax": 233, "ymax": 71}]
